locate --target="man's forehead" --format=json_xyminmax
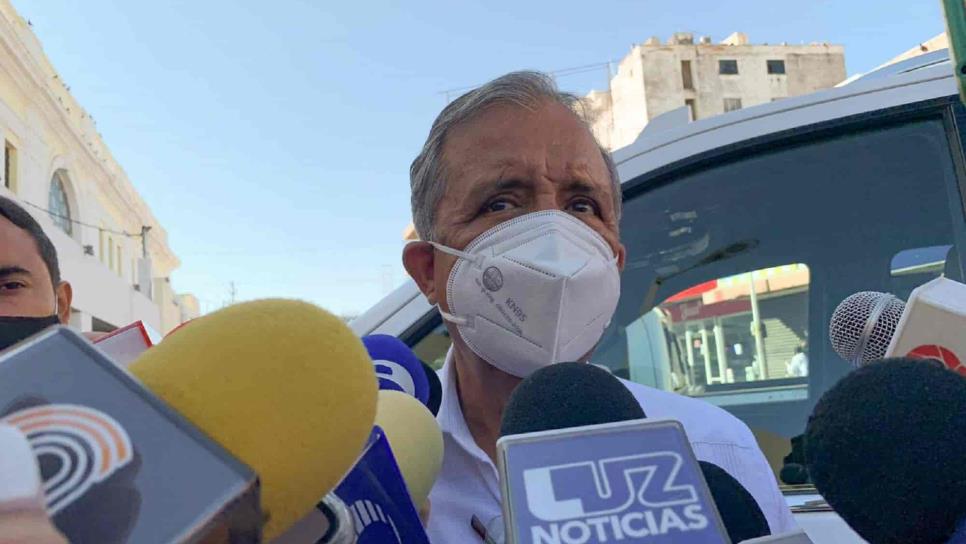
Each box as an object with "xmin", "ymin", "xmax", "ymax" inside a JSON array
[
  {"xmin": 440, "ymin": 101, "xmax": 609, "ymax": 183},
  {"xmin": 0, "ymin": 215, "xmax": 44, "ymax": 271}
]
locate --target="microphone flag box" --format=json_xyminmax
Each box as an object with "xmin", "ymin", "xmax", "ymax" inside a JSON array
[
  {"xmin": 0, "ymin": 327, "xmax": 260, "ymax": 543},
  {"xmin": 93, "ymin": 320, "xmax": 154, "ymax": 367},
  {"xmin": 886, "ymin": 276, "xmax": 966, "ymax": 375},
  {"xmin": 333, "ymin": 426, "xmax": 431, "ymax": 544},
  {"xmin": 497, "ymin": 419, "xmax": 730, "ymax": 544}
]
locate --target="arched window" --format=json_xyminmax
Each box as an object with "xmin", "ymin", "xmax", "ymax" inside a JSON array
[{"xmin": 48, "ymin": 171, "xmax": 72, "ymax": 235}]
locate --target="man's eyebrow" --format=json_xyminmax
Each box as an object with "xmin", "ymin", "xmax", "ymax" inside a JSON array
[
  {"xmin": 464, "ymin": 178, "xmax": 531, "ymax": 206},
  {"xmin": 562, "ymin": 178, "xmax": 605, "ymax": 196},
  {"xmin": 0, "ymin": 266, "xmax": 31, "ymax": 278}
]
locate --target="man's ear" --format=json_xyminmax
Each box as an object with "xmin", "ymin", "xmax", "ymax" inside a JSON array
[
  {"xmin": 616, "ymin": 243, "xmax": 627, "ymax": 272},
  {"xmin": 55, "ymin": 281, "xmax": 72, "ymax": 325},
  {"xmin": 403, "ymin": 242, "xmax": 439, "ymax": 305}
]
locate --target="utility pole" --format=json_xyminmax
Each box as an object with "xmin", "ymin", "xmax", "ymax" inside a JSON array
[{"xmin": 228, "ymin": 281, "xmax": 237, "ymax": 305}]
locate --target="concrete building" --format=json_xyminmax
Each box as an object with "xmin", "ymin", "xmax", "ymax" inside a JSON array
[
  {"xmin": 875, "ymin": 33, "xmax": 947, "ymax": 71},
  {"xmin": 0, "ymin": 0, "xmax": 197, "ymax": 334},
  {"xmin": 586, "ymin": 32, "xmax": 846, "ymax": 151}
]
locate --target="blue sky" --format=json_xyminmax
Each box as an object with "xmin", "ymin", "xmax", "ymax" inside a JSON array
[{"xmin": 15, "ymin": 0, "xmax": 944, "ymax": 316}]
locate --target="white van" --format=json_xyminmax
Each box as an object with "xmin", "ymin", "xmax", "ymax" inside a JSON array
[{"xmin": 352, "ymin": 51, "xmax": 966, "ymax": 543}]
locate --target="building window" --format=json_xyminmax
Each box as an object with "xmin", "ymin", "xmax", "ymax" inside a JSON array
[
  {"xmin": 48, "ymin": 171, "xmax": 72, "ymax": 235},
  {"xmin": 108, "ymin": 236, "xmax": 114, "ymax": 271},
  {"xmin": 685, "ymin": 99, "xmax": 697, "ymax": 120},
  {"xmin": 116, "ymin": 244, "xmax": 123, "ymax": 276},
  {"xmin": 3, "ymin": 142, "xmax": 16, "ymax": 192},
  {"xmin": 681, "ymin": 60, "xmax": 694, "ymax": 90},
  {"xmin": 767, "ymin": 60, "xmax": 786, "ymax": 75},
  {"xmin": 99, "ymin": 229, "xmax": 106, "ymax": 263},
  {"xmin": 724, "ymin": 98, "xmax": 743, "ymax": 112},
  {"xmin": 719, "ymin": 59, "xmax": 739, "ymax": 75}
]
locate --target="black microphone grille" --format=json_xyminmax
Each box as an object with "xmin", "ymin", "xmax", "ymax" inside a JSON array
[
  {"xmin": 804, "ymin": 358, "xmax": 966, "ymax": 544},
  {"xmin": 829, "ymin": 291, "xmax": 905, "ymax": 366},
  {"xmin": 500, "ymin": 362, "xmax": 644, "ymax": 438},
  {"xmin": 699, "ymin": 461, "xmax": 770, "ymax": 543}
]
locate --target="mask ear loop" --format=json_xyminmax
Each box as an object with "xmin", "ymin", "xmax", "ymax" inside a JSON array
[
  {"xmin": 428, "ymin": 242, "xmax": 481, "ymax": 266},
  {"xmin": 427, "ymin": 241, "xmax": 480, "ymax": 329}
]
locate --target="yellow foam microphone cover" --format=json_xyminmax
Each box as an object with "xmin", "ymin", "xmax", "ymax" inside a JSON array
[
  {"xmin": 374, "ymin": 390, "xmax": 444, "ymax": 508},
  {"xmin": 128, "ymin": 299, "xmax": 377, "ymax": 539}
]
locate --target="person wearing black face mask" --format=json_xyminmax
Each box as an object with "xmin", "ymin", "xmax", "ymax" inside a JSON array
[{"xmin": 0, "ymin": 196, "xmax": 72, "ymax": 352}]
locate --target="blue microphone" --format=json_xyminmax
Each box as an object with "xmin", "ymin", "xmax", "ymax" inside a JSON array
[{"xmin": 362, "ymin": 335, "xmax": 430, "ymax": 406}]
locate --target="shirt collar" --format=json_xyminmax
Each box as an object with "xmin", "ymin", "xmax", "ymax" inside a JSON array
[{"xmin": 438, "ymin": 347, "xmax": 488, "ymax": 461}]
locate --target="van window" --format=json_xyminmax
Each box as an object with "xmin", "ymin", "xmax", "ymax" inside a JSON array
[{"xmin": 594, "ymin": 113, "xmax": 966, "ymax": 485}]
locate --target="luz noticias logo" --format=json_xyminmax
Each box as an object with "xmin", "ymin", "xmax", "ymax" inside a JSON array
[{"xmin": 522, "ymin": 452, "xmax": 711, "ymax": 544}]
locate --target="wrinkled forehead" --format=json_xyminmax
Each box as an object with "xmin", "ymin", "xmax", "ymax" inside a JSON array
[{"xmin": 439, "ymin": 100, "xmax": 611, "ymax": 189}]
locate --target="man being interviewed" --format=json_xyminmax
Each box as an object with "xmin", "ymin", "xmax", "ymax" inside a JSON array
[{"xmin": 402, "ymin": 71, "xmax": 796, "ymax": 543}]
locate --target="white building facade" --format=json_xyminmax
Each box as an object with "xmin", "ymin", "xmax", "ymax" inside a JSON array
[
  {"xmin": 0, "ymin": 0, "xmax": 197, "ymax": 334},
  {"xmin": 586, "ymin": 32, "xmax": 847, "ymax": 151}
]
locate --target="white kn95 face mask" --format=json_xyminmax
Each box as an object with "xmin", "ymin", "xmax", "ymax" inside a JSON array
[{"xmin": 429, "ymin": 210, "xmax": 621, "ymax": 378}]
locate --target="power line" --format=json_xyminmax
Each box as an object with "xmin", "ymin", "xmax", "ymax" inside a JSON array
[{"xmin": 19, "ymin": 200, "xmax": 142, "ymax": 238}]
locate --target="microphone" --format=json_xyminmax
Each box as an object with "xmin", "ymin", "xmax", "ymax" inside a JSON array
[
  {"xmin": 804, "ymin": 358, "xmax": 966, "ymax": 544},
  {"xmin": 128, "ymin": 299, "xmax": 379, "ymax": 540},
  {"xmin": 1, "ymin": 325, "xmax": 260, "ymax": 543},
  {"xmin": 497, "ymin": 363, "xmax": 732, "ymax": 544},
  {"xmin": 363, "ymin": 334, "xmax": 431, "ymax": 406},
  {"xmin": 698, "ymin": 461, "xmax": 770, "ymax": 543},
  {"xmin": 500, "ymin": 362, "xmax": 645, "ymax": 437},
  {"xmin": 373, "ymin": 390, "xmax": 444, "ymax": 509},
  {"xmin": 284, "ymin": 375, "xmax": 445, "ymax": 543},
  {"xmin": 421, "ymin": 359, "xmax": 442, "ymax": 417},
  {"xmin": 0, "ymin": 299, "xmax": 379, "ymax": 542},
  {"xmin": 829, "ymin": 277, "xmax": 966, "ymax": 375}
]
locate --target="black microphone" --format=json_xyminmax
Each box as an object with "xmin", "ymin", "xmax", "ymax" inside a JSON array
[
  {"xmin": 698, "ymin": 461, "xmax": 770, "ymax": 543},
  {"xmin": 500, "ymin": 362, "xmax": 645, "ymax": 437},
  {"xmin": 804, "ymin": 357, "xmax": 966, "ymax": 544},
  {"xmin": 497, "ymin": 363, "xmax": 740, "ymax": 544},
  {"xmin": 420, "ymin": 359, "xmax": 442, "ymax": 417}
]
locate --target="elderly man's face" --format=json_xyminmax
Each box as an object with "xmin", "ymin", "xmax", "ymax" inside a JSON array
[
  {"xmin": 407, "ymin": 100, "xmax": 625, "ymax": 309},
  {"xmin": 0, "ymin": 216, "xmax": 65, "ymax": 321}
]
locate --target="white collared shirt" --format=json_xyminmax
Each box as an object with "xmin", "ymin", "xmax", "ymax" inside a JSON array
[{"xmin": 426, "ymin": 349, "xmax": 797, "ymax": 543}]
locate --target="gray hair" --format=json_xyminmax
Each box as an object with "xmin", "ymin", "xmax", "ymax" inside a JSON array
[{"xmin": 409, "ymin": 70, "xmax": 622, "ymax": 242}]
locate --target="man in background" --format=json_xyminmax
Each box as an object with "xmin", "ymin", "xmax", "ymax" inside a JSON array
[
  {"xmin": 787, "ymin": 346, "xmax": 808, "ymax": 377},
  {"xmin": 0, "ymin": 196, "xmax": 72, "ymax": 351}
]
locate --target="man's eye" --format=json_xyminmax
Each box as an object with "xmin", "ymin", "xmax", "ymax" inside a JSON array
[
  {"xmin": 485, "ymin": 199, "xmax": 516, "ymax": 213},
  {"xmin": 568, "ymin": 199, "xmax": 599, "ymax": 215},
  {"xmin": 0, "ymin": 282, "xmax": 25, "ymax": 292}
]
